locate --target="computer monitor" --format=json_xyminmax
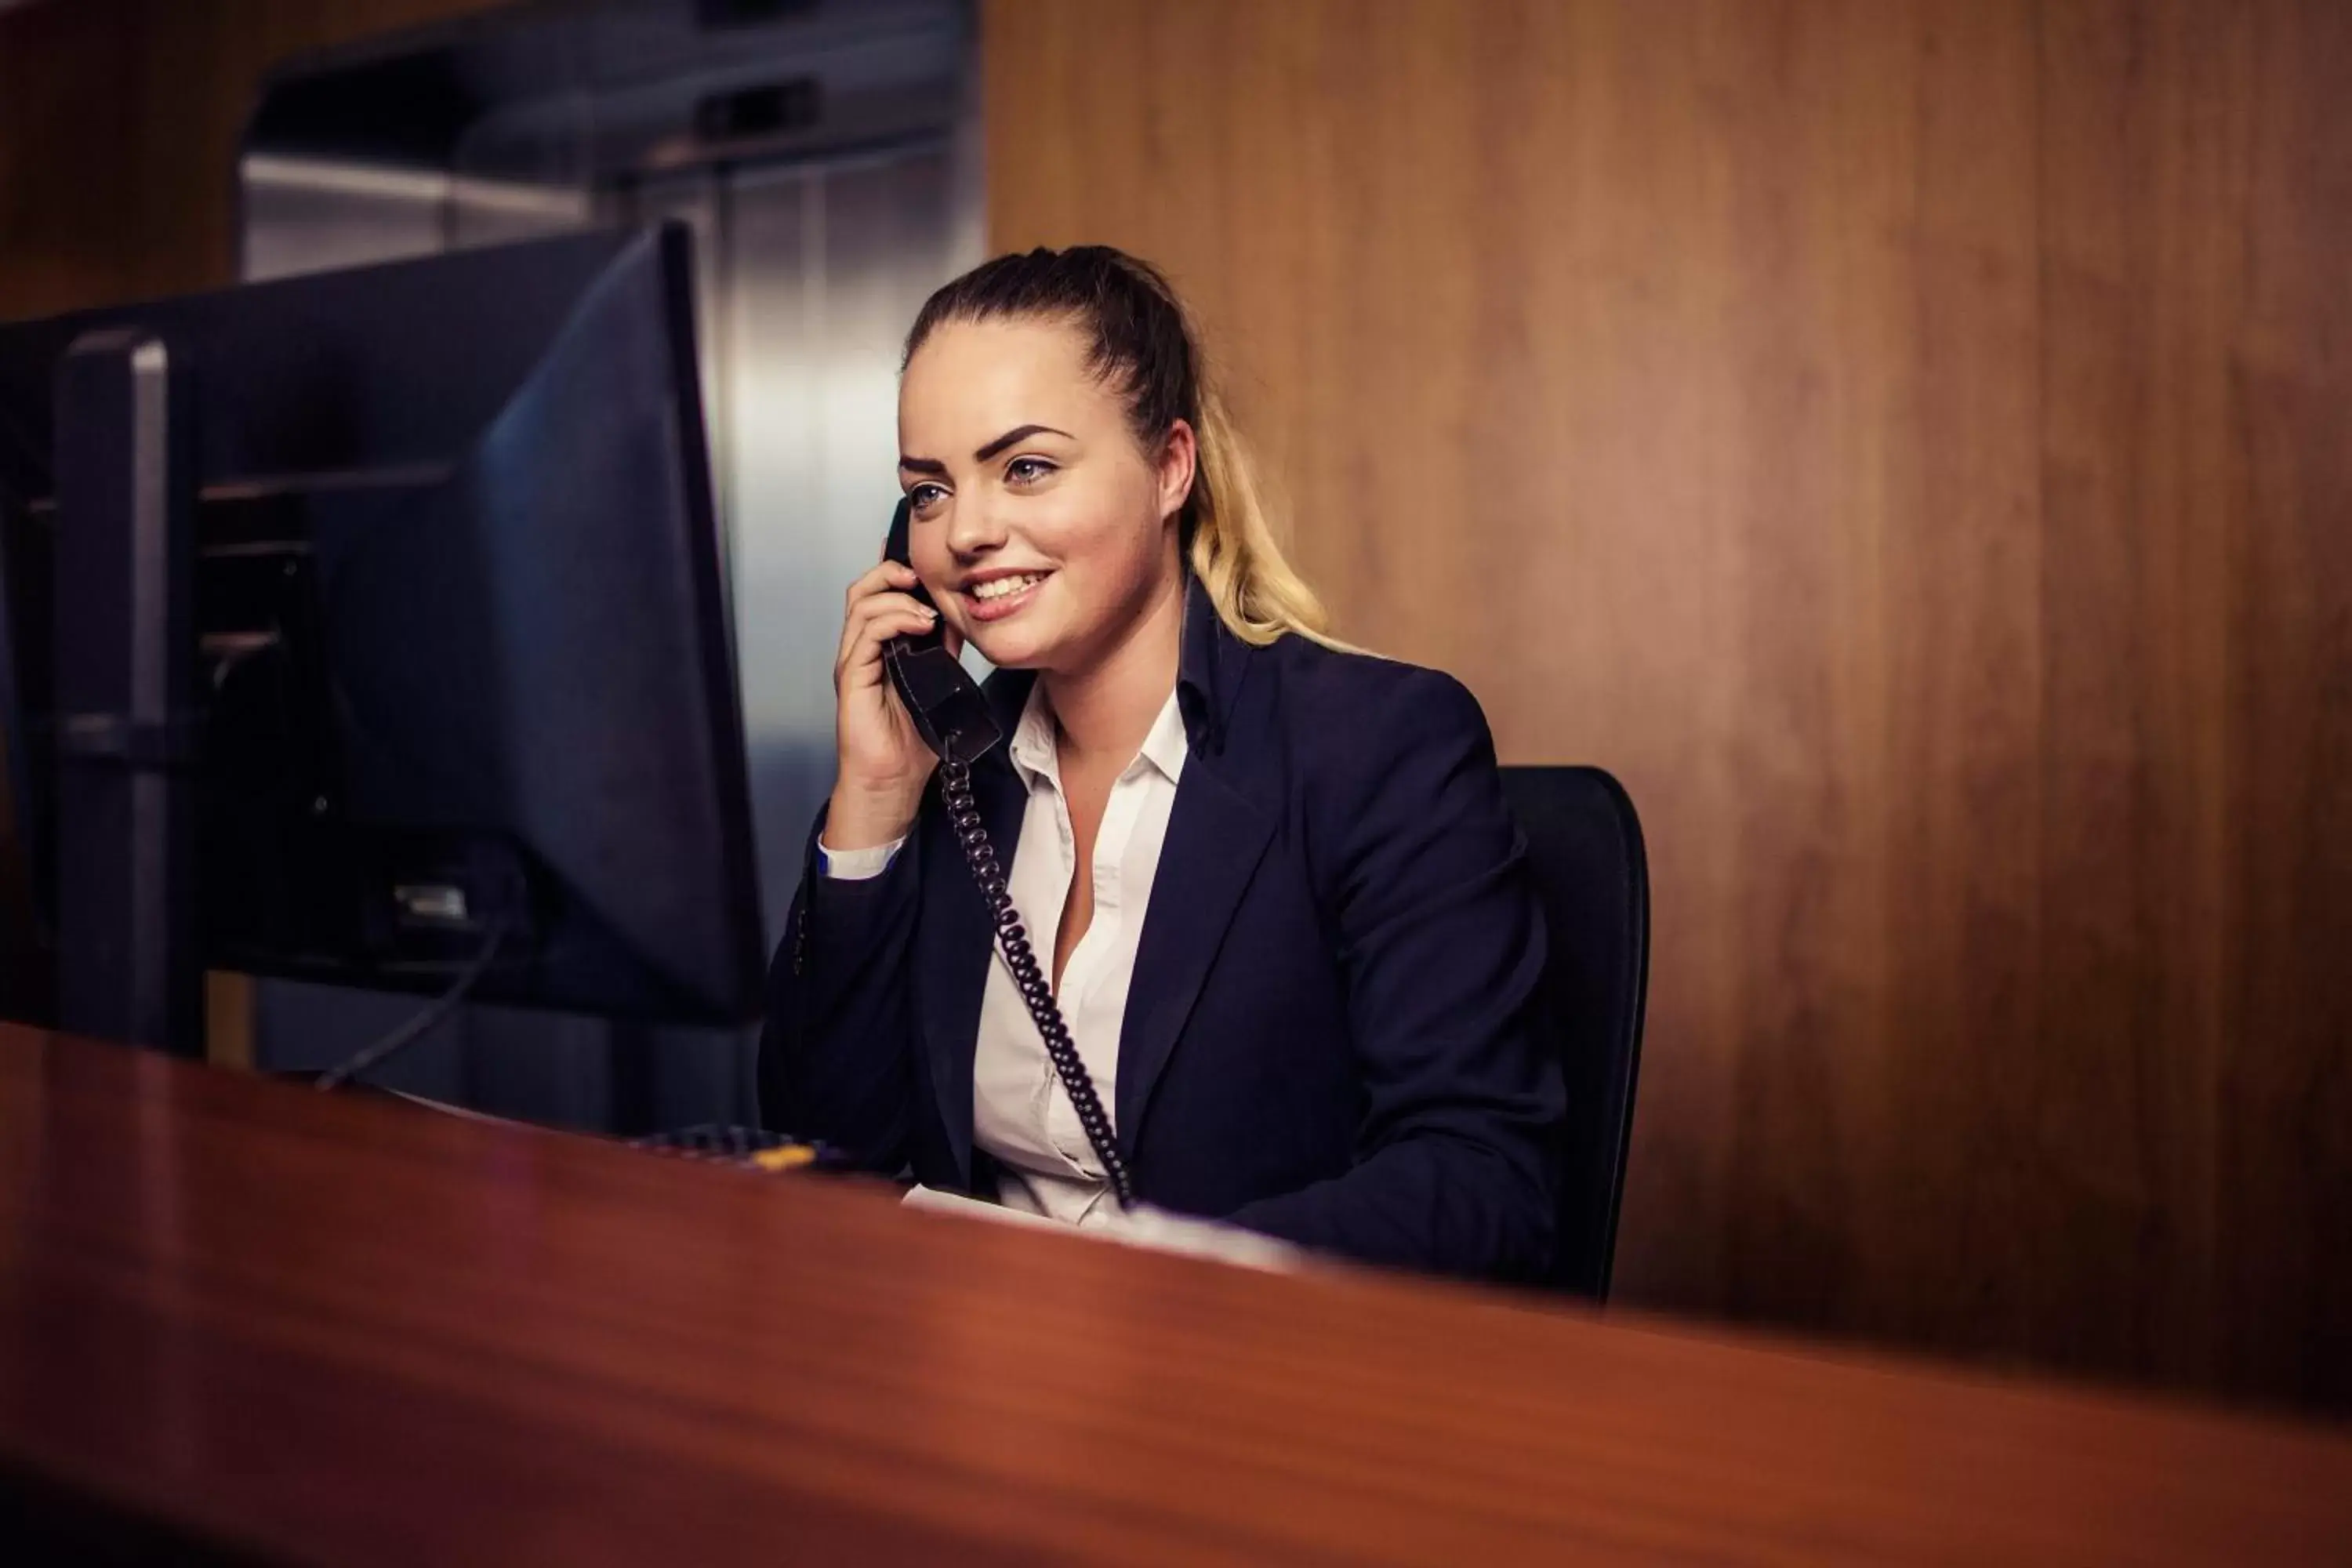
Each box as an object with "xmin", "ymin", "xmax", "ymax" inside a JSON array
[{"xmin": 0, "ymin": 225, "xmax": 765, "ymax": 1053}]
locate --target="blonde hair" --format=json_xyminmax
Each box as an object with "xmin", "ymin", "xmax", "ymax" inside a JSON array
[
  {"xmin": 1186, "ymin": 380, "xmax": 1341, "ymax": 648},
  {"xmin": 905, "ymin": 245, "xmax": 1342, "ymax": 650}
]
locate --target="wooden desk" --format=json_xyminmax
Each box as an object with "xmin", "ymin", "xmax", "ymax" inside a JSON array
[{"xmin": 3, "ymin": 1025, "xmax": 2348, "ymax": 1565}]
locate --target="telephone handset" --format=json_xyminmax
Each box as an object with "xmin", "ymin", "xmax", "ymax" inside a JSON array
[
  {"xmin": 880, "ymin": 501, "xmax": 1134, "ymax": 1207},
  {"xmin": 880, "ymin": 498, "xmax": 1000, "ymax": 767}
]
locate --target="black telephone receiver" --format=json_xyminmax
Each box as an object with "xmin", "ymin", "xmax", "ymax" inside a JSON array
[
  {"xmin": 881, "ymin": 498, "xmax": 1001, "ymax": 767},
  {"xmin": 880, "ymin": 500, "xmax": 1134, "ymax": 1207}
]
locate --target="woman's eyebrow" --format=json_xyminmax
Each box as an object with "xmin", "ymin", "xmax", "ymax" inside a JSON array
[
  {"xmin": 900, "ymin": 425, "xmax": 1074, "ymax": 474},
  {"xmin": 974, "ymin": 424, "xmax": 1072, "ymax": 463}
]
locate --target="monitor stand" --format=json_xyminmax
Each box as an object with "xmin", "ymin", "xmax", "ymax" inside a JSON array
[{"xmin": 52, "ymin": 328, "xmax": 201, "ymax": 1056}]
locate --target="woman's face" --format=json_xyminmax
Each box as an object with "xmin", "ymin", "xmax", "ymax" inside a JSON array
[{"xmin": 897, "ymin": 315, "xmax": 1193, "ymax": 673}]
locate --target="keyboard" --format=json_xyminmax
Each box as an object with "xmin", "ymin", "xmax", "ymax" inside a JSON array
[{"xmin": 626, "ymin": 1123, "xmax": 847, "ymax": 1174}]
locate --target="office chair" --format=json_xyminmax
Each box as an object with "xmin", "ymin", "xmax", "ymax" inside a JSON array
[{"xmin": 1497, "ymin": 767, "xmax": 1650, "ymax": 1300}]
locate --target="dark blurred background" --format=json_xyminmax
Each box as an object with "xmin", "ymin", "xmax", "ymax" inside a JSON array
[{"xmin": 2, "ymin": 0, "xmax": 2347, "ymax": 1421}]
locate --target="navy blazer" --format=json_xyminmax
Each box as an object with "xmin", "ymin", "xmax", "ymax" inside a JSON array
[{"xmin": 759, "ymin": 575, "xmax": 1563, "ymax": 1280}]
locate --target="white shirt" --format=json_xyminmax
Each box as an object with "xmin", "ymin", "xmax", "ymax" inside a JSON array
[{"xmin": 820, "ymin": 679, "xmax": 1187, "ymax": 1229}]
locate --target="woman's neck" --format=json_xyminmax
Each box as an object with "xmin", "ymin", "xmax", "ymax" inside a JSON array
[{"xmin": 1040, "ymin": 565, "xmax": 1185, "ymax": 767}]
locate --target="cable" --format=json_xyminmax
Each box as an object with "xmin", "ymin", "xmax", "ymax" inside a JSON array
[
  {"xmin": 314, "ymin": 909, "xmax": 515, "ymax": 1094},
  {"xmin": 939, "ymin": 757, "xmax": 1134, "ymax": 1207}
]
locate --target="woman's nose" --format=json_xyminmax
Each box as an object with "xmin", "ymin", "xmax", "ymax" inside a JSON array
[{"xmin": 943, "ymin": 491, "xmax": 1007, "ymax": 558}]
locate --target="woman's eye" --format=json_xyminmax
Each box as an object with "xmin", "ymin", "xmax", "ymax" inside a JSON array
[
  {"xmin": 1005, "ymin": 456, "xmax": 1056, "ymax": 486},
  {"xmin": 907, "ymin": 483, "xmax": 949, "ymax": 513}
]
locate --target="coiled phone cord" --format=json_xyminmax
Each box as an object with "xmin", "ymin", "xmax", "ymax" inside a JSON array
[{"xmin": 939, "ymin": 756, "xmax": 1135, "ymax": 1207}]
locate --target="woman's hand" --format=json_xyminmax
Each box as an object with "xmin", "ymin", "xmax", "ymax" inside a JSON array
[{"xmin": 826, "ymin": 559, "xmax": 953, "ymax": 850}]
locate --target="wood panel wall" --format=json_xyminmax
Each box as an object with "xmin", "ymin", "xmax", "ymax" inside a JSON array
[{"xmin": 986, "ymin": 0, "xmax": 2352, "ymax": 1414}]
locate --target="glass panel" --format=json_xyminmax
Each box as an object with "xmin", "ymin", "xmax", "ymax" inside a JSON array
[{"xmin": 724, "ymin": 147, "xmax": 959, "ymax": 934}]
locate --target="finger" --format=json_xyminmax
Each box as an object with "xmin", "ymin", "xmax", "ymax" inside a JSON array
[
  {"xmin": 838, "ymin": 604, "xmax": 941, "ymax": 677},
  {"xmin": 837, "ymin": 612, "xmax": 946, "ymax": 703},
  {"xmin": 854, "ymin": 604, "xmax": 942, "ymax": 651},
  {"xmin": 844, "ymin": 559, "xmax": 921, "ymax": 612},
  {"xmin": 837, "ymin": 583, "xmax": 934, "ymax": 665},
  {"xmin": 846, "ymin": 590, "xmax": 938, "ymax": 642}
]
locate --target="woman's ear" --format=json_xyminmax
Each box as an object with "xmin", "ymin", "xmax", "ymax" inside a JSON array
[{"xmin": 1156, "ymin": 419, "xmax": 1199, "ymax": 525}]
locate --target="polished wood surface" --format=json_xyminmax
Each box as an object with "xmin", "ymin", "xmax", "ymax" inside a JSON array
[
  {"xmin": 3, "ymin": 1026, "xmax": 2350, "ymax": 1564},
  {"xmin": 985, "ymin": 0, "xmax": 2352, "ymax": 1412}
]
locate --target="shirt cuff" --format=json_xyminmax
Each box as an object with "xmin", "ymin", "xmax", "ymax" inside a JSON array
[{"xmin": 817, "ymin": 835, "xmax": 906, "ymax": 880}]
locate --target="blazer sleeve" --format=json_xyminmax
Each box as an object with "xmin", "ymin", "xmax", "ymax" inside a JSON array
[
  {"xmin": 1223, "ymin": 670, "xmax": 1563, "ymax": 1279},
  {"xmin": 757, "ymin": 802, "xmax": 924, "ymax": 1174}
]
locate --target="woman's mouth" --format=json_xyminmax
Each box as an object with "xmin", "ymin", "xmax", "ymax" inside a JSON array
[{"xmin": 963, "ymin": 570, "xmax": 1051, "ymax": 622}]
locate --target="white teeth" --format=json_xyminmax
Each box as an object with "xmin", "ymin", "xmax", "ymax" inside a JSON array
[{"xmin": 971, "ymin": 572, "xmax": 1045, "ymax": 602}]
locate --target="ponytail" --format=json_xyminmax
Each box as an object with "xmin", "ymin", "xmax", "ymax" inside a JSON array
[{"xmin": 1185, "ymin": 381, "xmax": 1338, "ymax": 647}]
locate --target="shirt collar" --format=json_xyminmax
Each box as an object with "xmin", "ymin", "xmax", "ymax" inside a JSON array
[
  {"xmin": 1006, "ymin": 678, "xmax": 1189, "ymax": 792},
  {"xmin": 1136, "ymin": 682, "xmax": 1189, "ymax": 783},
  {"xmin": 1006, "ymin": 680, "xmax": 1057, "ymax": 789}
]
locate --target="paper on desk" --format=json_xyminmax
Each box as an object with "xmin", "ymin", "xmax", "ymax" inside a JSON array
[
  {"xmin": 902, "ymin": 1184, "xmax": 1065, "ymax": 1231},
  {"xmin": 901, "ymin": 1184, "xmax": 1302, "ymax": 1273}
]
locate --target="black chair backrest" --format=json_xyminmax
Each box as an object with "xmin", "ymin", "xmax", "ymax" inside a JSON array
[{"xmin": 1497, "ymin": 766, "xmax": 1650, "ymax": 1299}]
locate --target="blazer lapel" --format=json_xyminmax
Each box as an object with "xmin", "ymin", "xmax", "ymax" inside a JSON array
[
  {"xmin": 915, "ymin": 670, "xmax": 1033, "ymax": 1187},
  {"xmin": 1116, "ymin": 753, "xmax": 1272, "ymax": 1160}
]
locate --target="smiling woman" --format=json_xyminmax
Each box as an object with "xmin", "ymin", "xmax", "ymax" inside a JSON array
[{"xmin": 758, "ymin": 247, "xmax": 1564, "ymax": 1280}]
